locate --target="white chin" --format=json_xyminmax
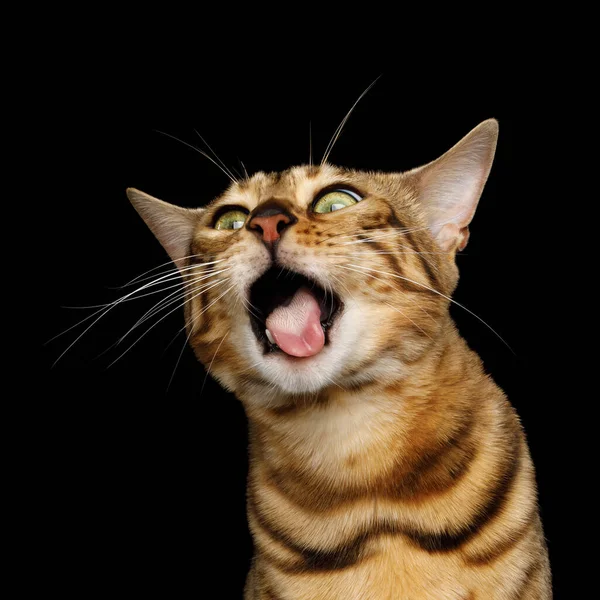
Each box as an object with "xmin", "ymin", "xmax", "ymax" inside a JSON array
[
  {"xmin": 244, "ymin": 307, "xmax": 362, "ymax": 396},
  {"xmin": 260, "ymin": 348, "xmax": 338, "ymax": 394}
]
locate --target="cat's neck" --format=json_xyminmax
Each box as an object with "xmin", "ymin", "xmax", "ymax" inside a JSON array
[
  {"xmin": 244, "ymin": 322, "xmax": 472, "ymax": 426},
  {"xmin": 241, "ymin": 325, "xmax": 496, "ymax": 504}
]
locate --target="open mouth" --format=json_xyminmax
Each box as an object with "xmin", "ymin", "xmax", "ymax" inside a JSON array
[{"xmin": 248, "ymin": 267, "xmax": 343, "ymax": 358}]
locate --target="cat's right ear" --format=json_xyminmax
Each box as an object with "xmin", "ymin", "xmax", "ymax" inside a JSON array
[{"xmin": 127, "ymin": 188, "xmax": 203, "ymax": 269}]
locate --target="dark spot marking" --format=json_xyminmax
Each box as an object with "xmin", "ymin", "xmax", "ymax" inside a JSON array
[
  {"xmin": 354, "ymin": 230, "xmax": 434, "ymax": 296},
  {"xmin": 388, "ymin": 208, "xmax": 444, "ymax": 292},
  {"xmin": 391, "ymin": 409, "xmax": 477, "ymax": 499},
  {"xmin": 466, "ymin": 509, "xmax": 536, "ymax": 565},
  {"xmin": 239, "ymin": 373, "xmax": 271, "ymax": 387},
  {"xmin": 339, "ymin": 378, "xmax": 378, "ymax": 393},
  {"xmin": 345, "ymin": 455, "xmax": 358, "ymax": 467},
  {"xmin": 268, "ymin": 402, "xmax": 301, "ymax": 417},
  {"xmin": 248, "ymin": 494, "xmax": 371, "ymax": 573},
  {"xmin": 194, "ymin": 288, "xmax": 210, "ymax": 335},
  {"xmin": 405, "ymin": 426, "xmax": 522, "ymax": 552},
  {"xmin": 263, "ymin": 584, "xmax": 284, "ymax": 600}
]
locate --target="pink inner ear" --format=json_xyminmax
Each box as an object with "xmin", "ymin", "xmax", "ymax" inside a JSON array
[{"xmin": 435, "ymin": 224, "xmax": 471, "ymax": 252}]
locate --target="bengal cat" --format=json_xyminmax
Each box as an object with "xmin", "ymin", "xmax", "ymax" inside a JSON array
[{"xmin": 127, "ymin": 119, "xmax": 551, "ymax": 599}]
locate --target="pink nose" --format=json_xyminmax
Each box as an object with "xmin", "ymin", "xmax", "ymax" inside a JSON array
[{"xmin": 247, "ymin": 213, "xmax": 292, "ymax": 243}]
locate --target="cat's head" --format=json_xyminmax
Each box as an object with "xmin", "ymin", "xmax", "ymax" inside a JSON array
[{"xmin": 128, "ymin": 120, "xmax": 498, "ymax": 404}]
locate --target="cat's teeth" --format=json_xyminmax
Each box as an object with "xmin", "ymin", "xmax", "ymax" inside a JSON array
[{"xmin": 265, "ymin": 329, "xmax": 275, "ymax": 344}]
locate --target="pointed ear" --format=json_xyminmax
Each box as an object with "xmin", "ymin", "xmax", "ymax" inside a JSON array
[
  {"xmin": 409, "ymin": 119, "xmax": 498, "ymax": 252},
  {"xmin": 126, "ymin": 188, "xmax": 203, "ymax": 267}
]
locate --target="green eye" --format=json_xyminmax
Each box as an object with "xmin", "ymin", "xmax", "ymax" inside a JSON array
[
  {"xmin": 313, "ymin": 189, "xmax": 362, "ymax": 214},
  {"xmin": 214, "ymin": 210, "xmax": 248, "ymax": 230}
]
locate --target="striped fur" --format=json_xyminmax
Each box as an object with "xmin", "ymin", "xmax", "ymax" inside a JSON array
[{"xmin": 128, "ymin": 120, "xmax": 551, "ymax": 598}]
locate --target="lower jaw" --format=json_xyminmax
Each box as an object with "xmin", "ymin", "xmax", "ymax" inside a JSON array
[
  {"xmin": 252, "ymin": 359, "xmax": 336, "ymax": 396},
  {"xmin": 264, "ymin": 348, "xmax": 324, "ymax": 361}
]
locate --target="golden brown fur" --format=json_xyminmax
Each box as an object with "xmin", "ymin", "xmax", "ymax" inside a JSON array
[{"xmin": 127, "ymin": 120, "xmax": 551, "ymax": 598}]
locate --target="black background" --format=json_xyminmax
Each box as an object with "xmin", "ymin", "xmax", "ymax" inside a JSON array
[{"xmin": 38, "ymin": 69, "xmax": 569, "ymax": 596}]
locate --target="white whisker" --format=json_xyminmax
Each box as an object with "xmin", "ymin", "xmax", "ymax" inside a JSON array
[
  {"xmin": 321, "ymin": 75, "xmax": 381, "ymax": 165},
  {"xmin": 334, "ymin": 262, "xmax": 438, "ymax": 326},
  {"xmin": 161, "ymin": 271, "xmax": 234, "ymax": 355},
  {"xmin": 321, "ymin": 209, "xmax": 472, "ymax": 247},
  {"xmin": 329, "ymin": 272, "xmax": 359, "ymax": 308},
  {"xmin": 118, "ymin": 275, "xmax": 230, "ymax": 344},
  {"xmin": 340, "ymin": 263, "xmax": 514, "ymax": 353},
  {"xmin": 166, "ymin": 313, "xmax": 196, "ymax": 393},
  {"xmin": 382, "ymin": 301, "xmax": 433, "ymax": 340},
  {"xmin": 200, "ymin": 332, "xmax": 230, "ymax": 396},
  {"xmin": 326, "ymin": 251, "xmax": 449, "ymax": 258},
  {"xmin": 50, "ymin": 261, "xmax": 228, "ymax": 362},
  {"xmin": 49, "ymin": 265, "xmax": 231, "ymax": 353},
  {"xmin": 339, "ymin": 231, "xmax": 420, "ymax": 245},
  {"xmin": 194, "ymin": 129, "xmax": 240, "ymax": 183},
  {"xmin": 65, "ymin": 267, "xmax": 230, "ymax": 310},
  {"xmin": 155, "ymin": 130, "xmax": 237, "ymax": 184},
  {"xmin": 237, "ymin": 360, "xmax": 264, "ymax": 376},
  {"xmin": 118, "ymin": 262, "xmax": 225, "ymax": 289},
  {"xmin": 242, "ymin": 297, "xmax": 262, "ymax": 323},
  {"xmin": 118, "ymin": 257, "xmax": 224, "ymax": 288},
  {"xmin": 318, "ymin": 227, "xmax": 411, "ymax": 243},
  {"xmin": 309, "ymin": 121, "xmax": 313, "ymax": 167},
  {"xmin": 133, "ymin": 268, "xmax": 232, "ymax": 323},
  {"xmin": 107, "ymin": 279, "xmax": 233, "ymax": 368}
]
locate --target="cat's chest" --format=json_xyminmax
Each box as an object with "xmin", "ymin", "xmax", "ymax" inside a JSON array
[{"xmin": 263, "ymin": 396, "xmax": 403, "ymax": 477}]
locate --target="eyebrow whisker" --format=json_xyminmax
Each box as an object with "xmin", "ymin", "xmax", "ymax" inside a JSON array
[
  {"xmin": 155, "ymin": 130, "xmax": 238, "ymax": 184},
  {"xmin": 321, "ymin": 75, "xmax": 382, "ymax": 166}
]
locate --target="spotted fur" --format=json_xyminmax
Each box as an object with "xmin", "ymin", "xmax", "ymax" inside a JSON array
[{"xmin": 128, "ymin": 120, "xmax": 551, "ymax": 599}]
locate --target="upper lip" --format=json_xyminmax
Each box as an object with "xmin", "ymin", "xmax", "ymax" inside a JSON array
[{"xmin": 247, "ymin": 265, "xmax": 343, "ymax": 352}]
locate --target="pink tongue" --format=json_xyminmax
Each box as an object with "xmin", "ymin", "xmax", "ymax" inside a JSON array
[{"xmin": 265, "ymin": 287, "xmax": 325, "ymax": 357}]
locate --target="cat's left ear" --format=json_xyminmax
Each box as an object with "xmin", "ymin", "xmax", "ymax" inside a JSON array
[
  {"xmin": 127, "ymin": 188, "xmax": 204, "ymax": 269},
  {"xmin": 408, "ymin": 119, "xmax": 498, "ymax": 252}
]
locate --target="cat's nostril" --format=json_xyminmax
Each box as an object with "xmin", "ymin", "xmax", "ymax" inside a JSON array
[{"xmin": 248, "ymin": 211, "xmax": 295, "ymax": 244}]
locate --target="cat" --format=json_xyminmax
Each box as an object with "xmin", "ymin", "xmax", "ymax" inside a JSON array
[{"xmin": 127, "ymin": 119, "xmax": 551, "ymax": 599}]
